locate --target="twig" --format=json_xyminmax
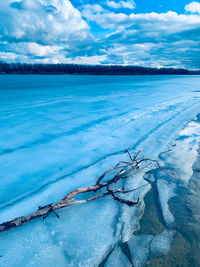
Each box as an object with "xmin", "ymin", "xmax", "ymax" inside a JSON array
[{"xmin": 0, "ymin": 147, "xmax": 160, "ymax": 234}]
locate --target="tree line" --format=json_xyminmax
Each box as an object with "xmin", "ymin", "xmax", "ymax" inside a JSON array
[{"xmin": 0, "ymin": 62, "xmax": 199, "ymax": 75}]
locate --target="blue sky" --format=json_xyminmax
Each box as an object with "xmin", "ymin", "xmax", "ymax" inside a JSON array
[{"xmin": 0, "ymin": 0, "xmax": 200, "ymax": 69}]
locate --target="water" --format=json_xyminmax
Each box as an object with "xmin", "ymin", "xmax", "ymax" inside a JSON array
[{"xmin": 0, "ymin": 75, "xmax": 200, "ymax": 266}]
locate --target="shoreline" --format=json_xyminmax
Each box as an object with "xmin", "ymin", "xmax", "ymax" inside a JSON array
[
  {"xmin": 102, "ymin": 112, "xmax": 200, "ymax": 267},
  {"xmin": 134, "ymin": 113, "xmax": 200, "ymax": 266}
]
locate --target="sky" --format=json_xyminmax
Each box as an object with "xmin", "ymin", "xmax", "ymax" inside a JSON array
[{"xmin": 0, "ymin": 0, "xmax": 200, "ymax": 69}]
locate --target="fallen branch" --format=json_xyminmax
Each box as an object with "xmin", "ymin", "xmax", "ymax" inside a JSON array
[{"xmin": 0, "ymin": 148, "xmax": 161, "ymax": 234}]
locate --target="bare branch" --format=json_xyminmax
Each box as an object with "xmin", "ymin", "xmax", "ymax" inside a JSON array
[
  {"xmin": 124, "ymin": 148, "xmax": 133, "ymax": 161},
  {"xmin": 132, "ymin": 149, "xmax": 144, "ymax": 161},
  {"xmin": 0, "ymin": 148, "xmax": 161, "ymax": 234}
]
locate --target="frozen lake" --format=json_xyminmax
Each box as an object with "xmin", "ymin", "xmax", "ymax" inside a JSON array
[{"xmin": 0, "ymin": 75, "xmax": 200, "ymax": 266}]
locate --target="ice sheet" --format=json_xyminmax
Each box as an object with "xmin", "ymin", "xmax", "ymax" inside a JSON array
[
  {"xmin": 128, "ymin": 231, "xmax": 175, "ymax": 267},
  {"xmin": 0, "ymin": 75, "xmax": 200, "ymax": 266},
  {"xmin": 105, "ymin": 245, "xmax": 132, "ymax": 267}
]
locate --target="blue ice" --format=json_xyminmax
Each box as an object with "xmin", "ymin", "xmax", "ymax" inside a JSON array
[{"xmin": 0, "ymin": 75, "xmax": 200, "ymax": 265}]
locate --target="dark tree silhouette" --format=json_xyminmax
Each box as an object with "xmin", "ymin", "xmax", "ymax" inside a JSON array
[{"xmin": 0, "ymin": 62, "xmax": 199, "ymax": 75}]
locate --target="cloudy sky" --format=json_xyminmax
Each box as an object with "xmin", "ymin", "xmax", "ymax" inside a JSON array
[{"xmin": 0, "ymin": 0, "xmax": 200, "ymax": 69}]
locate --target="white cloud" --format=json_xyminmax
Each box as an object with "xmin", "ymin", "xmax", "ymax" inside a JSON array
[
  {"xmin": 106, "ymin": 1, "xmax": 121, "ymax": 9},
  {"xmin": 0, "ymin": 51, "xmax": 30, "ymax": 62},
  {"xmin": 81, "ymin": 3, "xmax": 200, "ymax": 69},
  {"xmin": 185, "ymin": 1, "xmax": 200, "ymax": 14},
  {"xmin": 27, "ymin": 43, "xmax": 59, "ymax": 57},
  {"xmin": 0, "ymin": 0, "xmax": 94, "ymax": 64},
  {"xmin": 0, "ymin": 52, "xmax": 19, "ymax": 61},
  {"xmin": 82, "ymin": 5, "xmax": 200, "ymax": 34},
  {"xmin": 0, "ymin": 0, "xmax": 200, "ymax": 69},
  {"xmin": 82, "ymin": 5, "xmax": 129, "ymax": 28},
  {"xmin": 8, "ymin": 42, "xmax": 61, "ymax": 57},
  {"xmin": 73, "ymin": 55, "xmax": 107, "ymax": 64},
  {"xmin": 0, "ymin": 0, "xmax": 90, "ymax": 44},
  {"xmin": 106, "ymin": 0, "xmax": 135, "ymax": 9},
  {"xmin": 121, "ymin": 1, "xmax": 135, "ymax": 9}
]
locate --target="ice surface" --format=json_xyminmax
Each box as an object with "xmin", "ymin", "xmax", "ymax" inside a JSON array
[
  {"xmin": 160, "ymin": 120, "xmax": 200, "ymax": 183},
  {"xmin": 128, "ymin": 231, "xmax": 175, "ymax": 267},
  {"xmin": 104, "ymin": 245, "xmax": 132, "ymax": 267},
  {"xmin": 150, "ymin": 230, "xmax": 175, "ymax": 257},
  {"xmin": 128, "ymin": 234, "xmax": 153, "ymax": 267},
  {"xmin": 157, "ymin": 178, "xmax": 176, "ymax": 227},
  {"xmin": 0, "ymin": 220, "xmax": 68, "ymax": 267},
  {"xmin": 117, "ymin": 171, "xmax": 151, "ymax": 242},
  {"xmin": 0, "ymin": 197, "xmax": 117, "ymax": 267},
  {"xmin": 0, "ymin": 75, "xmax": 200, "ymax": 265},
  {"xmin": 43, "ymin": 198, "xmax": 117, "ymax": 267},
  {"xmin": 155, "ymin": 118, "xmax": 200, "ymax": 227}
]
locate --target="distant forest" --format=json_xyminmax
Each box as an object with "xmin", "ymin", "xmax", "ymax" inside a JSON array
[{"xmin": 0, "ymin": 62, "xmax": 199, "ymax": 75}]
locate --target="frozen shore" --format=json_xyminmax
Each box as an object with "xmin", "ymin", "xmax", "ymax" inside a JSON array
[
  {"xmin": 104, "ymin": 113, "xmax": 200, "ymax": 267},
  {"xmin": 0, "ymin": 75, "xmax": 200, "ymax": 266}
]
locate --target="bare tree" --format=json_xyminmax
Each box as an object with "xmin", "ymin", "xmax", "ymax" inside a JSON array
[{"xmin": 0, "ymin": 148, "xmax": 161, "ymax": 234}]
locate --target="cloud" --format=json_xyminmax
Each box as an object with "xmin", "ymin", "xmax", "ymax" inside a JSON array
[
  {"xmin": 0, "ymin": 51, "xmax": 22, "ymax": 61},
  {"xmin": 82, "ymin": 5, "xmax": 200, "ymax": 32},
  {"xmin": 106, "ymin": 0, "xmax": 135, "ymax": 9},
  {"xmin": 82, "ymin": 4, "xmax": 129, "ymax": 28},
  {"xmin": 0, "ymin": 0, "xmax": 200, "ymax": 69},
  {"xmin": 185, "ymin": 1, "xmax": 200, "ymax": 14},
  {"xmin": 0, "ymin": 0, "xmax": 95, "ymax": 63},
  {"xmin": 7, "ymin": 42, "xmax": 60, "ymax": 57},
  {"xmin": 81, "ymin": 2, "xmax": 200, "ymax": 69},
  {"xmin": 71, "ymin": 55, "xmax": 107, "ymax": 64},
  {"xmin": 0, "ymin": 0, "xmax": 90, "ymax": 44}
]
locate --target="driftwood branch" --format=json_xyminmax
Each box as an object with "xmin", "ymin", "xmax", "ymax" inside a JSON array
[{"xmin": 0, "ymin": 148, "xmax": 161, "ymax": 234}]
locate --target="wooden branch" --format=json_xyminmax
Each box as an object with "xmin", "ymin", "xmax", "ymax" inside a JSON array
[{"xmin": 0, "ymin": 148, "xmax": 160, "ymax": 234}]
